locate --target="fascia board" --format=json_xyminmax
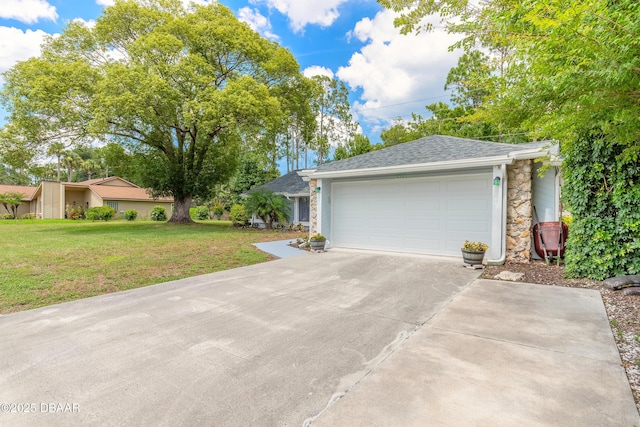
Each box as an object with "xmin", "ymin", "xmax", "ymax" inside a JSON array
[
  {"xmin": 308, "ymin": 156, "xmax": 513, "ymax": 179},
  {"xmin": 298, "ymin": 169, "xmax": 315, "ymax": 181},
  {"xmin": 509, "ymin": 149, "xmax": 549, "ymax": 160}
]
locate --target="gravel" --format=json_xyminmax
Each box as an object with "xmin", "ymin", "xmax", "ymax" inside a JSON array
[{"xmin": 482, "ymin": 261, "xmax": 640, "ymax": 414}]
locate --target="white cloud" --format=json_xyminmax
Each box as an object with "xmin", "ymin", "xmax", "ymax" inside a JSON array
[
  {"xmin": 71, "ymin": 18, "xmax": 97, "ymax": 29},
  {"xmin": 251, "ymin": 0, "xmax": 347, "ymax": 33},
  {"xmin": 237, "ymin": 7, "xmax": 279, "ymax": 40},
  {"xmin": 302, "ymin": 66, "xmax": 333, "ymax": 79},
  {"xmin": 337, "ymin": 10, "xmax": 461, "ymax": 130},
  {"xmin": 0, "ymin": 0, "xmax": 57, "ymax": 24},
  {"xmin": 0, "ymin": 27, "xmax": 49, "ymax": 76},
  {"xmin": 96, "ymin": 0, "xmax": 212, "ymax": 7}
]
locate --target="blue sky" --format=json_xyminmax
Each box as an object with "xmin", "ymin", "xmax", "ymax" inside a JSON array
[{"xmin": 0, "ymin": 0, "xmax": 462, "ymax": 145}]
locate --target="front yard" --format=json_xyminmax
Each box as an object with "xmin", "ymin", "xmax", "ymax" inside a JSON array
[{"xmin": 0, "ymin": 220, "xmax": 301, "ymax": 314}]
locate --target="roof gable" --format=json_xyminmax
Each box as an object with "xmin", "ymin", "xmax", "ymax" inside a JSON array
[
  {"xmin": 306, "ymin": 135, "xmax": 556, "ymax": 180},
  {"xmin": 315, "ymin": 135, "xmax": 551, "ymax": 174},
  {"xmin": 250, "ymin": 171, "xmax": 309, "ymax": 196},
  {"xmin": 0, "ymin": 184, "xmax": 37, "ymax": 200},
  {"xmin": 77, "ymin": 177, "xmax": 139, "ymax": 188}
]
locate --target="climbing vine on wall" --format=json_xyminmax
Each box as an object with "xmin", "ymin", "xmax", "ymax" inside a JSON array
[{"xmin": 563, "ymin": 131, "xmax": 640, "ymax": 279}]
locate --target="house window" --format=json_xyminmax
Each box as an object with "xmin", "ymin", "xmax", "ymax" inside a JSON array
[
  {"xmin": 106, "ymin": 201, "xmax": 119, "ymax": 211},
  {"xmin": 298, "ymin": 197, "xmax": 310, "ymax": 222}
]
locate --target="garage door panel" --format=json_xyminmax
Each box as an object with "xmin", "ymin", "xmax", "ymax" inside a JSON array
[
  {"xmin": 446, "ymin": 198, "xmax": 491, "ymax": 211},
  {"xmin": 446, "ymin": 179, "xmax": 490, "ymax": 192},
  {"xmin": 331, "ymin": 174, "xmax": 492, "ymax": 257},
  {"xmin": 405, "ymin": 181, "xmax": 441, "ymax": 192},
  {"xmin": 446, "ymin": 218, "xmax": 490, "ymax": 233},
  {"xmin": 405, "ymin": 200, "xmax": 442, "ymax": 211},
  {"xmin": 407, "ymin": 219, "xmax": 443, "ymax": 233}
]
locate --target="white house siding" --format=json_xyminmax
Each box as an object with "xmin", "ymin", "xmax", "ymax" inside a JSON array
[
  {"xmin": 532, "ymin": 162, "xmax": 561, "ymax": 259},
  {"xmin": 532, "ymin": 162, "xmax": 560, "ymax": 222}
]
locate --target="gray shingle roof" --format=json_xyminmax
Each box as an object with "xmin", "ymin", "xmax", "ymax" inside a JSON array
[
  {"xmin": 316, "ymin": 135, "xmax": 550, "ymax": 172},
  {"xmin": 251, "ymin": 170, "xmax": 308, "ymax": 196}
]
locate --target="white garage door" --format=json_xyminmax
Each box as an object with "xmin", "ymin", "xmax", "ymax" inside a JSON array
[{"xmin": 331, "ymin": 173, "xmax": 492, "ymax": 257}]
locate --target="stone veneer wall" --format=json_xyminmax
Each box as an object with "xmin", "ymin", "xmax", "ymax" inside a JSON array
[
  {"xmin": 506, "ymin": 159, "xmax": 533, "ymax": 263},
  {"xmin": 309, "ymin": 178, "xmax": 318, "ymax": 235}
]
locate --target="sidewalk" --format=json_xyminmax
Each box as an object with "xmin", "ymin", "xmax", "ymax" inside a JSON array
[
  {"xmin": 253, "ymin": 239, "xmax": 308, "ymax": 259},
  {"xmin": 310, "ymin": 279, "xmax": 640, "ymax": 426}
]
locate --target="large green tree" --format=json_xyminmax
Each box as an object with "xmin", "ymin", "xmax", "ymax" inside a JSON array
[
  {"xmin": 270, "ymin": 75, "xmax": 317, "ymax": 172},
  {"xmin": 1, "ymin": 0, "xmax": 303, "ymax": 223},
  {"xmin": 334, "ymin": 134, "xmax": 377, "ymax": 160},
  {"xmin": 309, "ymin": 76, "xmax": 357, "ymax": 166},
  {"xmin": 379, "ymin": 0, "xmax": 640, "ymax": 278},
  {"xmin": 379, "ymin": 103, "xmax": 511, "ymax": 146}
]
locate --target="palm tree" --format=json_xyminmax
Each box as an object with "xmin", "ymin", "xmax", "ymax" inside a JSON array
[
  {"xmin": 245, "ymin": 189, "xmax": 291, "ymax": 229},
  {"xmin": 62, "ymin": 152, "xmax": 82, "ymax": 182},
  {"xmin": 0, "ymin": 191, "xmax": 25, "ymax": 219},
  {"xmin": 47, "ymin": 142, "xmax": 66, "ymax": 182},
  {"xmin": 82, "ymin": 159, "xmax": 102, "ymax": 180}
]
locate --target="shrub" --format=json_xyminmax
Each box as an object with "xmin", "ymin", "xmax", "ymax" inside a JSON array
[
  {"xmin": 229, "ymin": 204, "xmax": 248, "ymax": 227},
  {"xmin": 68, "ymin": 210, "xmax": 83, "ymax": 220},
  {"xmin": 0, "ymin": 213, "xmax": 13, "ymax": 220},
  {"xmin": 310, "ymin": 233, "xmax": 326, "ymax": 241},
  {"xmin": 212, "ymin": 203, "xmax": 225, "ymax": 220},
  {"xmin": 150, "ymin": 205, "xmax": 167, "ymax": 221},
  {"xmin": 20, "ymin": 213, "xmax": 35, "ymax": 220},
  {"xmin": 86, "ymin": 206, "xmax": 116, "ymax": 221},
  {"xmin": 563, "ymin": 132, "xmax": 640, "ymax": 279},
  {"xmin": 124, "ymin": 209, "xmax": 138, "ymax": 221},
  {"xmin": 195, "ymin": 205, "xmax": 210, "ymax": 220},
  {"xmin": 245, "ymin": 189, "xmax": 291, "ymax": 229},
  {"xmin": 66, "ymin": 205, "xmax": 84, "ymax": 220}
]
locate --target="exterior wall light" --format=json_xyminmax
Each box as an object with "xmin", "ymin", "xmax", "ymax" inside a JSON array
[{"xmin": 493, "ymin": 176, "xmax": 501, "ymax": 186}]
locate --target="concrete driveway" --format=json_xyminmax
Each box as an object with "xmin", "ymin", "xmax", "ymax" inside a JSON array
[
  {"xmin": 2, "ymin": 250, "xmax": 638, "ymax": 426},
  {"xmin": 0, "ymin": 251, "xmax": 480, "ymax": 426}
]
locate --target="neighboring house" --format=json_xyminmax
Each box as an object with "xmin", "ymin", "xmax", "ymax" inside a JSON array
[
  {"xmin": 301, "ymin": 135, "xmax": 561, "ymax": 263},
  {"xmin": 0, "ymin": 184, "xmax": 38, "ymax": 217},
  {"xmin": 248, "ymin": 170, "xmax": 310, "ymax": 229},
  {"xmin": 0, "ymin": 177, "xmax": 173, "ymax": 219}
]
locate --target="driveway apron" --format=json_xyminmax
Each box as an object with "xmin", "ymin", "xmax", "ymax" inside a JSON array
[{"xmin": 0, "ymin": 251, "xmax": 478, "ymax": 426}]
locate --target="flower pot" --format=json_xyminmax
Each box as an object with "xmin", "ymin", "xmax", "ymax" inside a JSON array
[
  {"xmin": 461, "ymin": 249, "xmax": 485, "ymax": 265},
  {"xmin": 310, "ymin": 240, "xmax": 325, "ymax": 251}
]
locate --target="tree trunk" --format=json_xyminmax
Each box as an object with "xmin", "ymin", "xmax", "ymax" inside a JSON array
[{"xmin": 168, "ymin": 195, "xmax": 194, "ymax": 224}]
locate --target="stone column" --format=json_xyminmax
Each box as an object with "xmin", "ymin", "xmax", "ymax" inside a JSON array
[
  {"xmin": 506, "ymin": 159, "xmax": 533, "ymax": 263},
  {"xmin": 309, "ymin": 179, "xmax": 318, "ymax": 236}
]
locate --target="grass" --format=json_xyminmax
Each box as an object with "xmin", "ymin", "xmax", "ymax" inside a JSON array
[{"xmin": 0, "ymin": 219, "xmax": 302, "ymax": 314}]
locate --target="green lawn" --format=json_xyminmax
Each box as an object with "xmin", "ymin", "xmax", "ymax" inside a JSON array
[{"xmin": 0, "ymin": 220, "xmax": 301, "ymax": 314}]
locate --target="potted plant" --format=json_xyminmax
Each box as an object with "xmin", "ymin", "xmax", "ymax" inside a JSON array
[
  {"xmin": 309, "ymin": 233, "xmax": 327, "ymax": 251},
  {"xmin": 461, "ymin": 241, "xmax": 488, "ymax": 265}
]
